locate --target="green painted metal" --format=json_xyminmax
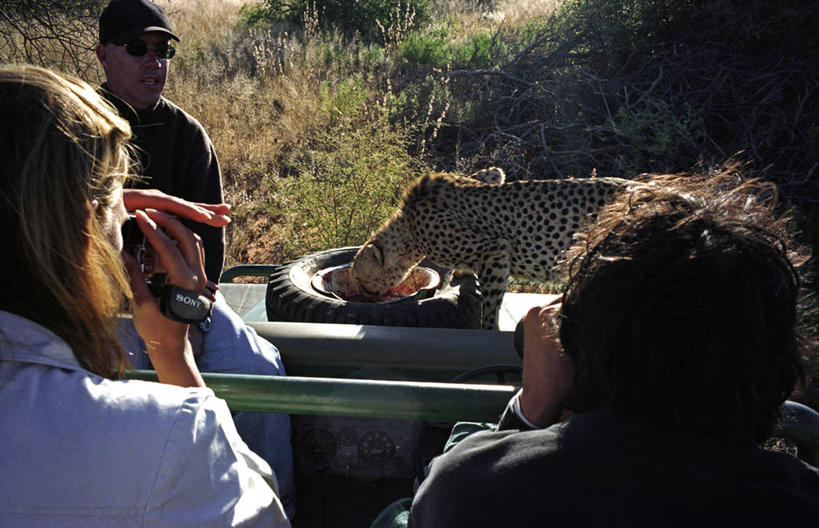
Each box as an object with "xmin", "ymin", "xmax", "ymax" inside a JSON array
[
  {"xmin": 126, "ymin": 372, "xmax": 819, "ymax": 465},
  {"xmin": 219, "ymin": 264, "xmax": 277, "ymax": 283},
  {"xmin": 127, "ymin": 371, "xmax": 516, "ymax": 422},
  {"xmin": 249, "ymin": 321, "xmax": 521, "ymax": 382}
]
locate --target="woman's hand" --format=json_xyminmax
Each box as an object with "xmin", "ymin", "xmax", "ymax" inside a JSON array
[
  {"xmin": 122, "ymin": 188, "xmax": 231, "ymax": 227},
  {"xmin": 518, "ymin": 297, "xmax": 576, "ymax": 427},
  {"xmin": 122, "ymin": 209, "xmax": 208, "ymax": 388}
]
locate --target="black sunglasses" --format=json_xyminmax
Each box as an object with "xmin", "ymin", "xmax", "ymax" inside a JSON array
[{"xmin": 123, "ymin": 40, "xmax": 176, "ymax": 59}]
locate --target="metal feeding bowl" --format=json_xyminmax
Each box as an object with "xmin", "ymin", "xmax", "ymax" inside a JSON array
[{"xmin": 311, "ymin": 263, "xmax": 440, "ymax": 303}]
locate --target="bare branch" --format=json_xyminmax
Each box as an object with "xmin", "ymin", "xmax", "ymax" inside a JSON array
[
  {"xmin": 631, "ymin": 66, "xmax": 663, "ymax": 108},
  {"xmin": 449, "ymin": 68, "xmax": 536, "ymax": 88},
  {"xmin": 0, "ymin": 0, "xmax": 105, "ymax": 78}
]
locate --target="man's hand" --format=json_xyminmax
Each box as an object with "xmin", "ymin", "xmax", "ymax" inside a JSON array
[
  {"xmin": 518, "ymin": 297, "xmax": 576, "ymax": 427},
  {"xmin": 122, "ymin": 188, "xmax": 230, "ymax": 227}
]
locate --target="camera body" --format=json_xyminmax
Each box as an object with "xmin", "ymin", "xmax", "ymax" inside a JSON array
[
  {"xmin": 122, "ymin": 214, "xmax": 156, "ymax": 276},
  {"xmin": 121, "ymin": 214, "xmax": 212, "ymax": 325}
]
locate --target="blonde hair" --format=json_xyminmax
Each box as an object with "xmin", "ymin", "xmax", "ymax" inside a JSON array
[{"xmin": 0, "ymin": 64, "xmax": 134, "ymax": 378}]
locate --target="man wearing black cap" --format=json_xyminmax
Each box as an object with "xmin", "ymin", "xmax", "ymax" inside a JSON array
[
  {"xmin": 96, "ymin": 1, "xmax": 297, "ymax": 520},
  {"xmin": 96, "ymin": 0, "xmax": 223, "ymax": 283}
]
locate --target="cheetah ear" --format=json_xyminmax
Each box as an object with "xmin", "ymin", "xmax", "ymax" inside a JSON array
[
  {"xmin": 469, "ymin": 167, "xmax": 506, "ymax": 185},
  {"xmin": 364, "ymin": 243, "xmax": 384, "ymax": 266}
]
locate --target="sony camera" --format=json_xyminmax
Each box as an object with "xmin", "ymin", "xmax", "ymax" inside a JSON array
[
  {"xmin": 121, "ymin": 214, "xmax": 212, "ymax": 325},
  {"xmin": 122, "ymin": 214, "xmax": 157, "ymax": 276}
]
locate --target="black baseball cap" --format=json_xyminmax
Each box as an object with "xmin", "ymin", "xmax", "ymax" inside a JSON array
[{"xmin": 99, "ymin": 0, "xmax": 180, "ymax": 45}]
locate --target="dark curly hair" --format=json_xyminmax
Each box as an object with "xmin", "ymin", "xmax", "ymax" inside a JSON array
[{"xmin": 558, "ymin": 167, "xmax": 810, "ymax": 443}]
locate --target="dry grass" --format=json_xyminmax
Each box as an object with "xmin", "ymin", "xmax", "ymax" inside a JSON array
[{"xmin": 161, "ymin": 0, "xmax": 247, "ymax": 37}]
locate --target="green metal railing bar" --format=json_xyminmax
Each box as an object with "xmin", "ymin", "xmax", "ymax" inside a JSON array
[
  {"xmin": 126, "ymin": 371, "xmax": 819, "ymax": 465},
  {"xmin": 127, "ymin": 371, "xmax": 516, "ymax": 422}
]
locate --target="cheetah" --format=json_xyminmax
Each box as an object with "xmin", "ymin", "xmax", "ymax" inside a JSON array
[{"xmin": 350, "ymin": 169, "xmax": 633, "ymax": 329}]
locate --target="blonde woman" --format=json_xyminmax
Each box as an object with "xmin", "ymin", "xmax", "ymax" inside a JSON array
[{"xmin": 0, "ymin": 64, "xmax": 289, "ymax": 527}]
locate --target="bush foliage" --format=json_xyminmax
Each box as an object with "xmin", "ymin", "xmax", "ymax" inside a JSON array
[
  {"xmin": 277, "ymin": 79, "xmax": 422, "ymax": 255},
  {"xmin": 432, "ymin": 0, "xmax": 819, "ymax": 210},
  {"xmin": 399, "ymin": 24, "xmax": 507, "ymax": 68}
]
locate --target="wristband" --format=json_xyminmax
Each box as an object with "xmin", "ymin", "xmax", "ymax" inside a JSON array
[{"xmin": 159, "ymin": 285, "xmax": 213, "ymax": 325}]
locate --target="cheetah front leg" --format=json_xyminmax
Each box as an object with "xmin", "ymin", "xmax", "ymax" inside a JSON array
[{"xmin": 477, "ymin": 255, "xmax": 511, "ymax": 330}]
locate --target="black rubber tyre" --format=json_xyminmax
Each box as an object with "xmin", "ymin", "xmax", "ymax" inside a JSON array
[{"xmin": 266, "ymin": 247, "xmax": 482, "ymax": 328}]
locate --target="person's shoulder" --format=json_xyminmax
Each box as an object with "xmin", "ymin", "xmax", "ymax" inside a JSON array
[
  {"xmin": 155, "ymin": 96, "xmax": 186, "ymax": 117},
  {"xmin": 89, "ymin": 378, "xmax": 238, "ymax": 456},
  {"xmin": 740, "ymin": 442, "xmax": 819, "ymax": 487},
  {"xmin": 95, "ymin": 376, "xmax": 222, "ymax": 424},
  {"xmin": 433, "ymin": 424, "xmax": 564, "ymax": 477},
  {"xmin": 156, "ymin": 96, "xmax": 208, "ymax": 132},
  {"xmin": 411, "ymin": 427, "xmax": 566, "ymax": 527}
]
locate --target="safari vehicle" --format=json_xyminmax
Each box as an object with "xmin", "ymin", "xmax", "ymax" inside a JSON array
[{"xmin": 132, "ymin": 248, "xmax": 819, "ymax": 528}]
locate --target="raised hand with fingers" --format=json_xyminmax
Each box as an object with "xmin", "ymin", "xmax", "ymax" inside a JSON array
[{"xmin": 122, "ymin": 188, "xmax": 231, "ymax": 227}]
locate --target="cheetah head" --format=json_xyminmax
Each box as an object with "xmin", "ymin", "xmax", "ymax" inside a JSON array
[{"xmin": 350, "ymin": 242, "xmax": 413, "ymax": 296}]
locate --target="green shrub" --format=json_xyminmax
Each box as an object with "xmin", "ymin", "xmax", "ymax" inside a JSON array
[
  {"xmin": 382, "ymin": 70, "xmax": 452, "ymax": 156},
  {"xmin": 398, "ymin": 29, "xmax": 451, "ymax": 66},
  {"xmin": 453, "ymin": 30, "xmax": 506, "ymax": 66},
  {"xmin": 238, "ymin": 3, "xmax": 272, "ymax": 29},
  {"xmin": 608, "ymin": 99, "xmax": 707, "ymax": 175},
  {"xmin": 554, "ymin": 0, "xmax": 705, "ymax": 73},
  {"xmin": 277, "ymin": 81, "xmax": 423, "ymax": 256},
  {"xmin": 319, "ymin": 79, "xmax": 370, "ymax": 119},
  {"xmin": 399, "ymin": 25, "xmax": 506, "ymax": 67}
]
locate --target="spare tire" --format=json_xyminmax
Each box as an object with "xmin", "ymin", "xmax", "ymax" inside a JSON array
[{"xmin": 266, "ymin": 247, "xmax": 482, "ymax": 328}]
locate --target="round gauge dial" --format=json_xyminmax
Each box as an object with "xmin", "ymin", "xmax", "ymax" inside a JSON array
[
  {"xmin": 338, "ymin": 427, "xmax": 359, "ymax": 446},
  {"xmin": 298, "ymin": 428, "xmax": 337, "ymax": 464},
  {"xmin": 357, "ymin": 431, "xmax": 396, "ymax": 466}
]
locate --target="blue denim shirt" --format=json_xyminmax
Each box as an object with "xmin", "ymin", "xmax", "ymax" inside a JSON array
[{"xmin": 0, "ymin": 311, "xmax": 290, "ymax": 527}]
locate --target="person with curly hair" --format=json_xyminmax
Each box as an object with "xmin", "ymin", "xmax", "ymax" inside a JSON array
[{"xmin": 408, "ymin": 169, "xmax": 819, "ymax": 526}]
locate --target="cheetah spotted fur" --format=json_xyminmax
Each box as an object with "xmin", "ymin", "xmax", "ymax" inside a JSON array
[{"xmin": 350, "ymin": 169, "xmax": 633, "ymax": 329}]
